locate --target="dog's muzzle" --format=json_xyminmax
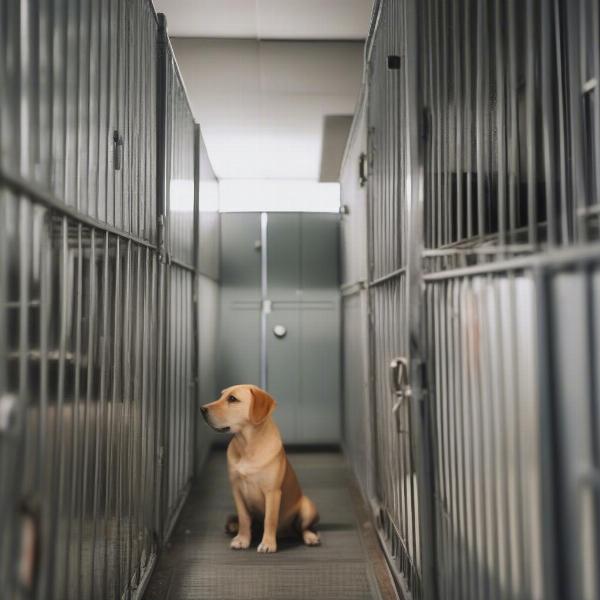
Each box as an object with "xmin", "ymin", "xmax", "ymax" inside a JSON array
[{"xmin": 200, "ymin": 406, "xmax": 230, "ymax": 433}]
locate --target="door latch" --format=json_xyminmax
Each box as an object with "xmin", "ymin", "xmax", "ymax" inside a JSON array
[
  {"xmin": 113, "ymin": 130, "xmax": 123, "ymax": 170},
  {"xmin": 390, "ymin": 357, "xmax": 411, "ymax": 433}
]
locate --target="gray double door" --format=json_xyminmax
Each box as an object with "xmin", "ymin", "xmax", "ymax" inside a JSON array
[{"xmin": 219, "ymin": 212, "xmax": 341, "ymax": 444}]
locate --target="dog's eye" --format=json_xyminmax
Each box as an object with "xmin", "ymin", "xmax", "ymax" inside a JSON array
[{"xmin": 227, "ymin": 395, "xmax": 239, "ymax": 403}]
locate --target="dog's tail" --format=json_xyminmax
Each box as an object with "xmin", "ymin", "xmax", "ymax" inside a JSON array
[{"xmin": 225, "ymin": 514, "xmax": 239, "ymax": 535}]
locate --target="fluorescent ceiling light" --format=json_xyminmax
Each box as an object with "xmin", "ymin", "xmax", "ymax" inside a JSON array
[{"xmin": 219, "ymin": 179, "xmax": 340, "ymax": 212}]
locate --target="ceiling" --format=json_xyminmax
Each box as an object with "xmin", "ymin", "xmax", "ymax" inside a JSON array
[
  {"xmin": 171, "ymin": 39, "xmax": 364, "ymax": 180},
  {"xmin": 154, "ymin": 1, "xmax": 371, "ymax": 183},
  {"xmin": 154, "ymin": 0, "xmax": 374, "ymax": 40}
]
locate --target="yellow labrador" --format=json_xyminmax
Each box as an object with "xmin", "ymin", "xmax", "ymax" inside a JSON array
[{"xmin": 200, "ymin": 384, "xmax": 320, "ymax": 553}]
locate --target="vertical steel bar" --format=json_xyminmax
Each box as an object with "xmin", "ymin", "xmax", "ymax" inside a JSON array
[
  {"xmin": 45, "ymin": 217, "xmax": 68, "ymax": 596},
  {"xmin": 465, "ymin": 0, "xmax": 473, "ymax": 240},
  {"xmin": 495, "ymin": 0, "xmax": 507, "ymax": 251},
  {"xmin": 540, "ymin": 0, "xmax": 557, "ymax": 247},
  {"xmin": 80, "ymin": 227, "xmax": 96, "ymax": 598},
  {"xmin": 525, "ymin": 0, "xmax": 538, "ymax": 246},
  {"xmin": 532, "ymin": 266, "xmax": 559, "ymax": 600},
  {"xmin": 90, "ymin": 231, "xmax": 109, "ymax": 595},
  {"xmin": 156, "ymin": 14, "xmax": 169, "ymax": 260},
  {"xmin": 16, "ymin": 196, "xmax": 32, "ymax": 595},
  {"xmin": 453, "ymin": 0, "xmax": 463, "ymax": 244},
  {"xmin": 406, "ymin": 0, "xmax": 436, "ymax": 597},
  {"xmin": 108, "ymin": 236, "xmax": 122, "ymax": 599},
  {"xmin": 474, "ymin": 277, "xmax": 494, "ymax": 600},
  {"xmin": 552, "ymin": 0, "xmax": 569, "ymax": 245},
  {"xmin": 132, "ymin": 244, "xmax": 144, "ymax": 583},
  {"xmin": 491, "ymin": 275, "xmax": 517, "ymax": 594},
  {"xmin": 591, "ymin": 0, "xmax": 600, "ymax": 210},
  {"xmin": 63, "ymin": 223, "xmax": 82, "ymax": 599},
  {"xmin": 475, "ymin": 0, "xmax": 486, "ymax": 243},
  {"xmin": 507, "ymin": 0, "xmax": 519, "ymax": 241}
]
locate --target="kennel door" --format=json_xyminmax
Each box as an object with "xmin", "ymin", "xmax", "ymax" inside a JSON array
[{"xmin": 266, "ymin": 213, "xmax": 341, "ymax": 444}]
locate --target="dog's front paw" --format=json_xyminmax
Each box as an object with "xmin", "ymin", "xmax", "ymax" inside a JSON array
[
  {"xmin": 257, "ymin": 538, "xmax": 277, "ymax": 553},
  {"xmin": 302, "ymin": 530, "xmax": 320, "ymax": 546},
  {"xmin": 230, "ymin": 535, "xmax": 250, "ymax": 550}
]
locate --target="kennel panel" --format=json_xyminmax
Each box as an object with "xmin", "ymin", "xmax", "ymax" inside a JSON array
[
  {"xmin": 0, "ymin": 0, "xmax": 158, "ymax": 241},
  {"xmin": 0, "ymin": 191, "xmax": 162, "ymax": 600},
  {"xmin": 424, "ymin": 269, "xmax": 551, "ymax": 600}
]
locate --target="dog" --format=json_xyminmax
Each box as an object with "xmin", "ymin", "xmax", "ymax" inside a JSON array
[{"xmin": 200, "ymin": 384, "xmax": 320, "ymax": 553}]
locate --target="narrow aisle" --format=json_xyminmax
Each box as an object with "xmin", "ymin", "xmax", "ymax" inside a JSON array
[{"xmin": 144, "ymin": 451, "xmax": 397, "ymax": 600}]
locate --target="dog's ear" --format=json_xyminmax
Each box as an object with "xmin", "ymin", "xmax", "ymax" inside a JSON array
[{"xmin": 249, "ymin": 387, "xmax": 277, "ymax": 425}]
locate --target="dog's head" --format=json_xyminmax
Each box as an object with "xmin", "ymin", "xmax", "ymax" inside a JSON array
[{"xmin": 200, "ymin": 385, "xmax": 277, "ymax": 433}]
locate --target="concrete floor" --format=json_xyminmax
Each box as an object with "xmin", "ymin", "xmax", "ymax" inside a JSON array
[{"xmin": 143, "ymin": 450, "xmax": 397, "ymax": 600}]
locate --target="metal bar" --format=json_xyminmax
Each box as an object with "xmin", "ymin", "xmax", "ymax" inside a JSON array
[
  {"xmin": 507, "ymin": 272, "xmax": 529, "ymax": 595},
  {"xmin": 507, "ymin": 0, "xmax": 519, "ymax": 242},
  {"xmin": 90, "ymin": 231, "xmax": 110, "ymax": 595},
  {"xmin": 260, "ymin": 212, "xmax": 268, "ymax": 390},
  {"xmin": 61, "ymin": 218, "xmax": 80, "ymax": 596},
  {"xmin": 369, "ymin": 266, "xmax": 407, "ymax": 288},
  {"xmin": 0, "ymin": 167, "xmax": 157, "ymax": 251},
  {"xmin": 341, "ymin": 280, "xmax": 367, "ymax": 297},
  {"xmin": 170, "ymin": 256, "xmax": 196, "ymax": 273},
  {"xmin": 532, "ymin": 266, "xmax": 560, "ymax": 599},
  {"xmin": 552, "ymin": 0, "xmax": 569, "ymax": 245},
  {"xmin": 106, "ymin": 235, "xmax": 121, "ymax": 598},
  {"xmin": 424, "ymin": 244, "xmax": 537, "ymax": 257},
  {"xmin": 475, "ymin": 0, "xmax": 486, "ymax": 243},
  {"xmin": 452, "ymin": 277, "xmax": 468, "ymax": 599},
  {"xmin": 540, "ymin": 0, "xmax": 557, "ymax": 247},
  {"xmin": 423, "ymin": 244, "xmax": 600, "ymax": 281},
  {"xmin": 495, "ymin": 0, "xmax": 507, "ymax": 253},
  {"xmin": 45, "ymin": 216, "xmax": 69, "ymax": 596},
  {"xmin": 591, "ymin": 0, "xmax": 600, "ymax": 210},
  {"xmin": 453, "ymin": 0, "xmax": 463, "ymax": 244},
  {"xmin": 405, "ymin": 0, "xmax": 435, "ymax": 598},
  {"xmin": 464, "ymin": 0, "xmax": 473, "ymax": 241},
  {"xmin": 525, "ymin": 0, "xmax": 538, "ymax": 246},
  {"xmin": 191, "ymin": 125, "xmax": 200, "ymax": 477},
  {"xmin": 156, "ymin": 12, "xmax": 169, "ymax": 262}
]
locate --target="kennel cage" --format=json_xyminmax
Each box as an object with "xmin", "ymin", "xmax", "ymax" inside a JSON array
[
  {"xmin": 0, "ymin": 3, "xmax": 219, "ymax": 599},
  {"xmin": 341, "ymin": 0, "xmax": 600, "ymax": 599}
]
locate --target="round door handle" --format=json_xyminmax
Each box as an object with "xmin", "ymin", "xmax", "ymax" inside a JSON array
[{"xmin": 273, "ymin": 325, "xmax": 287, "ymax": 339}]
